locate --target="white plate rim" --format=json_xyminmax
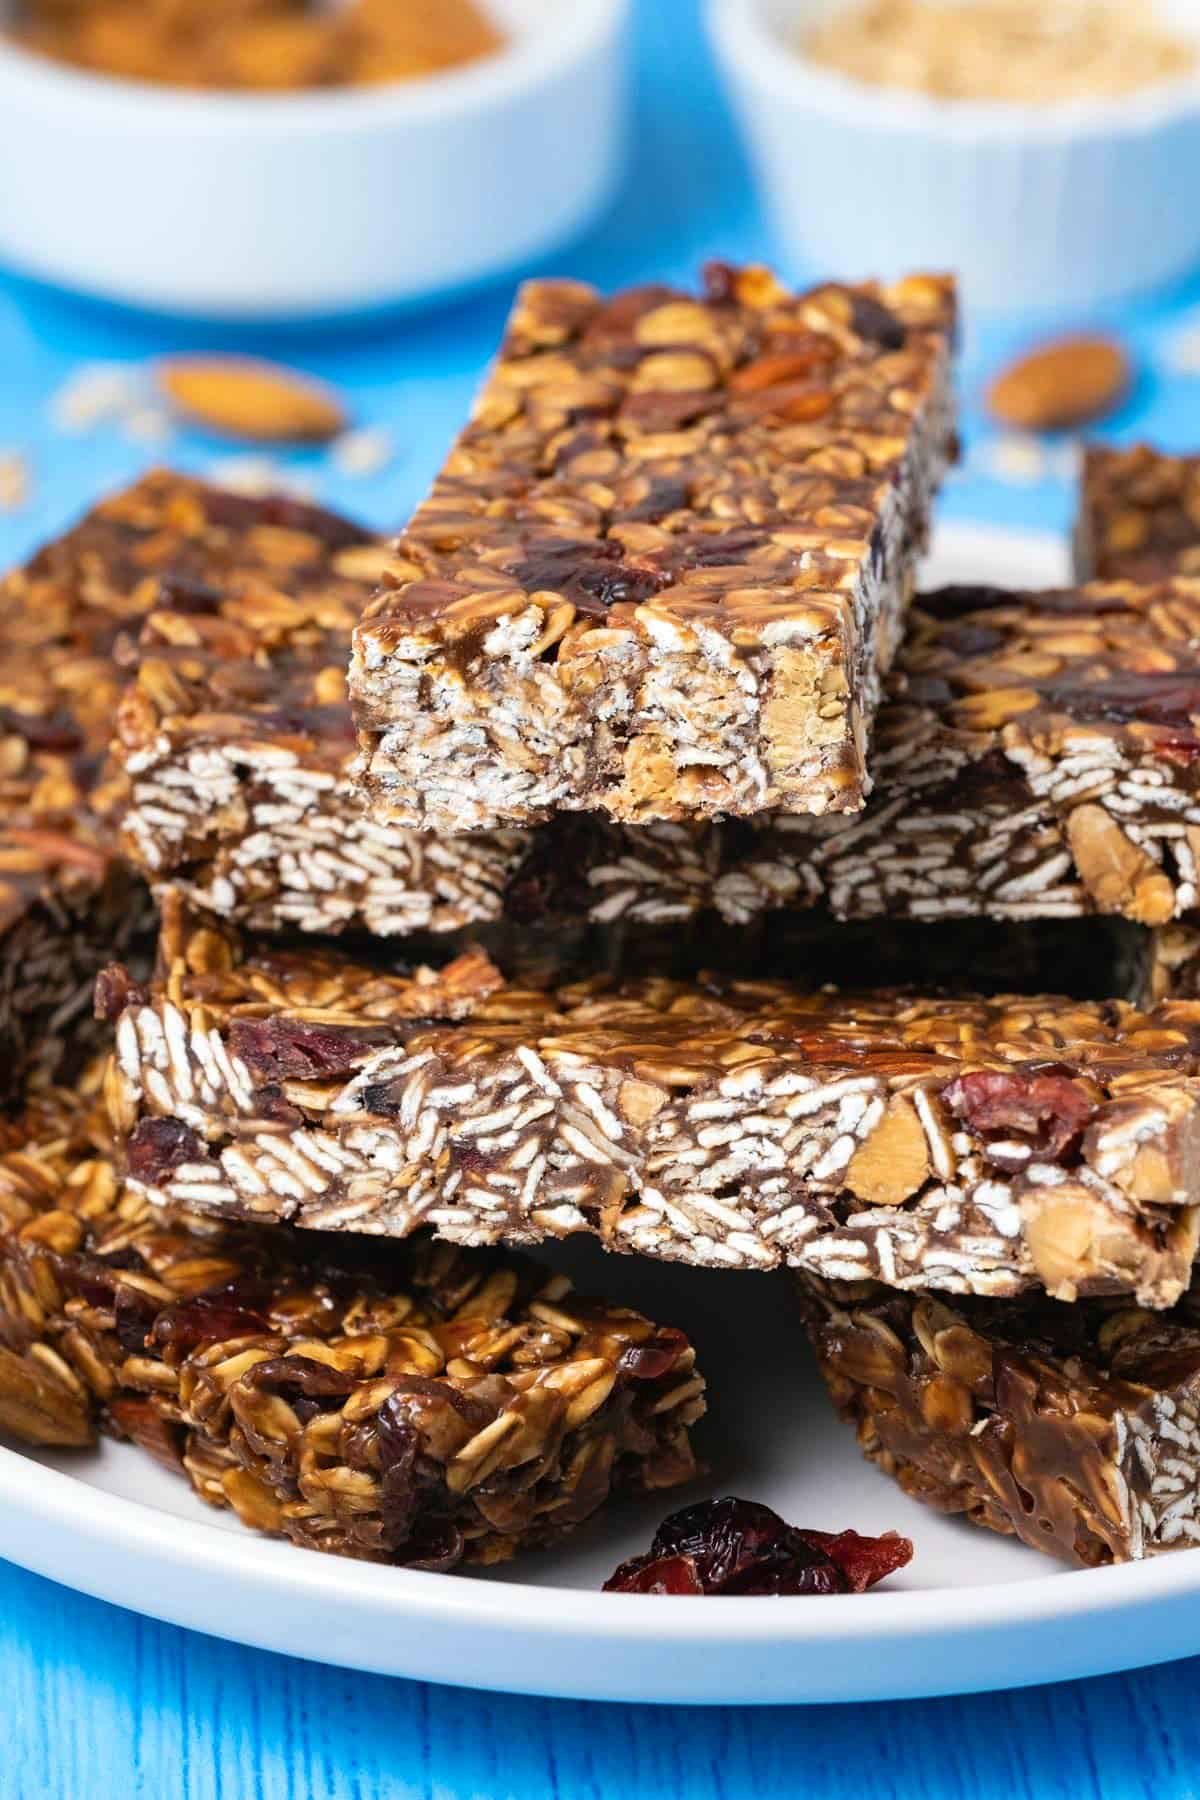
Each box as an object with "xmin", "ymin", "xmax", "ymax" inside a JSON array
[{"xmin": 14, "ymin": 521, "xmax": 1200, "ymax": 1707}]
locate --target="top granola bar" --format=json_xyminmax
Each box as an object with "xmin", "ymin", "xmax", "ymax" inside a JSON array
[
  {"xmin": 351, "ymin": 264, "xmax": 958, "ymax": 831},
  {"xmin": 1076, "ymin": 443, "xmax": 1200, "ymax": 583}
]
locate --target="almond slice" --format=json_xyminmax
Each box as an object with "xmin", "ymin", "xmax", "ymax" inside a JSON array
[{"xmin": 158, "ymin": 357, "xmax": 346, "ymax": 443}]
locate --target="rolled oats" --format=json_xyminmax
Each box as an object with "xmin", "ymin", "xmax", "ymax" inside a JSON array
[
  {"xmin": 801, "ymin": 1271, "xmax": 1200, "ymax": 1565},
  {"xmin": 0, "ymin": 1074, "xmax": 703, "ymax": 1567},
  {"xmin": 107, "ymin": 902, "xmax": 1200, "ymax": 1307}
]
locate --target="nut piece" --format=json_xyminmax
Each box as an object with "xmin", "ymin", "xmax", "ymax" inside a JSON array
[
  {"xmin": 158, "ymin": 358, "xmax": 346, "ymax": 442},
  {"xmin": 844, "ymin": 1094, "xmax": 929, "ymax": 1206},
  {"xmin": 988, "ymin": 336, "xmax": 1130, "ymax": 432},
  {"xmin": 1066, "ymin": 803, "xmax": 1175, "ymax": 925}
]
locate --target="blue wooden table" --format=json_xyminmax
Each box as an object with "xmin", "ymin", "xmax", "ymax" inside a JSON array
[{"xmin": 5, "ymin": 3, "xmax": 1200, "ymax": 1793}]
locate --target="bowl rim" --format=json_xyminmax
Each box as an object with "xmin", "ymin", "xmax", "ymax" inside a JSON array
[
  {"xmin": 707, "ymin": 0, "xmax": 1200, "ymax": 141},
  {"xmin": 0, "ymin": 0, "xmax": 629, "ymax": 133}
]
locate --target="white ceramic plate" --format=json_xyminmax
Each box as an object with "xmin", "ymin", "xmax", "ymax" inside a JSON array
[{"xmin": 11, "ymin": 522, "xmax": 1200, "ymax": 1706}]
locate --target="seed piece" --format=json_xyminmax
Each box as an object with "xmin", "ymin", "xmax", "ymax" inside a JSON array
[
  {"xmin": 159, "ymin": 358, "xmax": 346, "ymax": 443},
  {"xmin": 987, "ymin": 336, "xmax": 1130, "ymax": 432}
]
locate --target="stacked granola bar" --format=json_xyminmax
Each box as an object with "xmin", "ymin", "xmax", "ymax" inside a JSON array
[
  {"xmin": 18, "ymin": 261, "xmax": 1200, "ymax": 1583},
  {"xmin": 799, "ymin": 442, "xmax": 1200, "ymax": 1567},
  {"xmin": 0, "ymin": 464, "xmax": 710, "ymax": 1571}
]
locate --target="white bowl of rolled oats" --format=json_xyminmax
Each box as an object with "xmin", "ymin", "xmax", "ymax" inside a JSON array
[
  {"xmin": 709, "ymin": 0, "xmax": 1200, "ymax": 311},
  {"xmin": 0, "ymin": 0, "xmax": 628, "ymax": 318}
]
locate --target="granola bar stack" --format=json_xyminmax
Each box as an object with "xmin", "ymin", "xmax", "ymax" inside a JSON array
[
  {"xmin": 800, "ymin": 443, "xmax": 1200, "ymax": 1567},
  {"xmin": 0, "ymin": 469, "xmax": 705, "ymax": 1573},
  {"xmin": 14, "ymin": 258, "xmax": 1200, "ymax": 1582}
]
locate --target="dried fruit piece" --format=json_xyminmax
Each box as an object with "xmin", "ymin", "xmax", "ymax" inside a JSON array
[
  {"xmin": 603, "ymin": 1496, "xmax": 912, "ymax": 1595},
  {"xmin": 158, "ymin": 357, "xmax": 346, "ymax": 443},
  {"xmin": 987, "ymin": 336, "xmax": 1130, "ymax": 432},
  {"xmin": 943, "ymin": 1068, "xmax": 1092, "ymax": 1168}
]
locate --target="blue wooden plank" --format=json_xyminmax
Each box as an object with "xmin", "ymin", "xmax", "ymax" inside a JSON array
[{"xmin": 4, "ymin": 1559, "xmax": 1200, "ymax": 1800}]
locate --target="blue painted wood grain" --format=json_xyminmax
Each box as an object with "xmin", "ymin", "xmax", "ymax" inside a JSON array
[
  {"xmin": 3, "ymin": 1560, "xmax": 1199, "ymax": 1800},
  {"xmin": 6, "ymin": 2, "xmax": 1200, "ymax": 1792}
]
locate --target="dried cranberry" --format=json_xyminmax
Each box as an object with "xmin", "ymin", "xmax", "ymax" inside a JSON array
[
  {"xmin": 848, "ymin": 293, "xmax": 906, "ymax": 350},
  {"xmin": 201, "ymin": 488, "xmax": 368, "ymax": 552},
  {"xmin": 94, "ymin": 964, "xmax": 146, "ymax": 1023},
  {"xmin": 618, "ymin": 475, "xmax": 692, "ymax": 523},
  {"xmin": 107, "ymin": 1396, "xmax": 184, "ymax": 1473},
  {"xmin": 660, "ymin": 529, "xmax": 767, "ymax": 572},
  {"xmin": 944, "ymin": 1067, "xmax": 1092, "ymax": 1169},
  {"xmin": 802, "ymin": 1528, "xmax": 915, "ymax": 1594},
  {"xmin": 228, "ymin": 1016, "xmax": 379, "ymax": 1082},
  {"xmin": 384, "ymin": 1375, "xmax": 494, "ymax": 1432},
  {"xmin": 702, "ymin": 261, "xmax": 738, "ymax": 305},
  {"xmin": 245, "ymin": 1354, "xmax": 355, "ymax": 1404},
  {"xmin": 1038, "ymin": 671, "xmax": 1200, "ymax": 732},
  {"xmin": 603, "ymin": 1497, "xmax": 912, "ymax": 1596},
  {"xmin": 0, "ymin": 707, "xmax": 83, "ymax": 752},
  {"xmin": 619, "ymin": 1327, "xmax": 688, "ymax": 1381},
  {"xmin": 158, "ymin": 571, "xmax": 223, "ymax": 615},
  {"xmin": 376, "ymin": 1391, "xmax": 421, "ymax": 1547},
  {"xmin": 403, "ymin": 1519, "xmax": 466, "ymax": 1572},
  {"xmin": 1156, "ymin": 734, "xmax": 1200, "ymax": 766},
  {"xmin": 605, "ymin": 1553, "xmax": 704, "ymax": 1594},
  {"xmin": 113, "ymin": 1284, "xmax": 159, "ymax": 1354},
  {"xmin": 152, "ymin": 1289, "xmax": 269, "ymax": 1360},
  {"xmin": 126, "ymin": 1117, "xmax": 205, "ymax": 1185},
  {"xmin": 511, "ymin": 539, "xmax": 668, "ymax": 619}
]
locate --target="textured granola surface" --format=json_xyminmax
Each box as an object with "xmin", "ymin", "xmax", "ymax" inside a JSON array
[
  {"xmin": 351, "ymin": 264, "xmax": 958, "ymax": 831},
  {"xmin": 800, "ymin": 1272, "xmax": 1200, "ymax": 1566},
  {"xmin": 718, "ymin": 578, "xmax": 1200, "ymax": 930},
  {"xmin": 0, "ymin": 475, "xmax": 197, "ymax": 1089},
  {"xmin": 0, "ymin": 1075, "xmax": 703, "ymax": 1567},
  {"xmin": 1076, "ymin": 444, "xmax": 1200, "ymax": 583},
  {"xmin": 109, "ymin": 469, "xmax": 528, "ymax": 937},
  {"xmin": 107, "ymin": 903, "xmax": 1200, "ymax": 1306}
]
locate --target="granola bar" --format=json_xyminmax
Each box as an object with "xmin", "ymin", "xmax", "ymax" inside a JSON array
[
  {"xmin": 0, "ymin": 481, "xmax": 182, "ymax": 1090},
  {"xmin": 108, "ymin": 470, "xmax": 529, "ymax": 937},
  {"xmin": 107, "ymin": 903, "xmax": 1200, "ymax": 1306},
  {"xmin": 350, "ymin": 264, "xmax": 958, "ymax": 832},
  {"xmin": 800, "ymin": 1273, "xmax": 1200, "ymax": 1566},
  {"xmin": 1075, "ymin": 444, "xmax": 1200, "ymax": 582},
  {"xmin": 723, "ymin": 578, "xmax": 1200, "ymax": 930},
  {"xmin": 0, "ymin": 1077, "xmax": 703, "ymax": 1566}
]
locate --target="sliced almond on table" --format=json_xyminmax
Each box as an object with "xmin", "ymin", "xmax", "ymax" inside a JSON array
[
  {"xmin": 987, "ymin": 335, "xmax": 1131, "ymax": 432},
  {"xmin": 158, "ymin": 357, "xmax": 346, "ymax": 442}
]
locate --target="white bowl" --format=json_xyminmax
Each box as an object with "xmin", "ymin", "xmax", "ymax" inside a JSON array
[
  {"xmin": 708, "ymin": 0, "xmax": 1200, "ymax": 313},
  {"xmin": 0, "ymin": 0, "xmax": 629, "ymax": 319}
]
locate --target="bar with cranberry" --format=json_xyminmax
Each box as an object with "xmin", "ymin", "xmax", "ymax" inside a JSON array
[
  {"xmin": 0, "ymin": 1076, "xmax": 704, "ymax": 1568},
  {"xmin": 350, "ymin": 264, "xmax": 958, "ymax": 833},
  {"xmin": 108, "ymin": 898, "xmax": 1200, "ymax": 1307}
]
